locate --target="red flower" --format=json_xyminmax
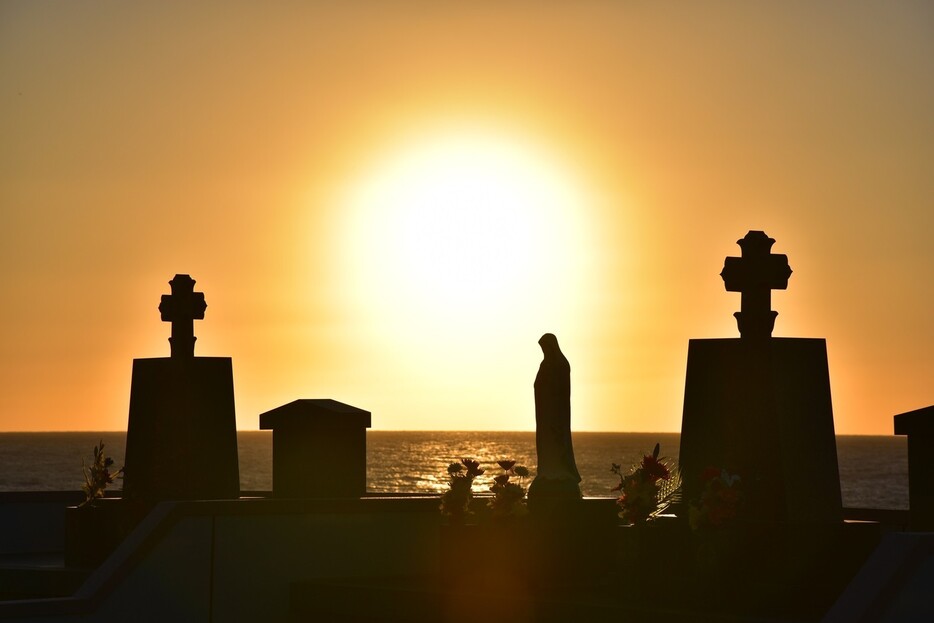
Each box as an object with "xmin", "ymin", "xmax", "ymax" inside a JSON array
[
  {"xmin": 641, "ymin": 454, "xmax": 670, "ymax": 481},
  {"xmin": 717, "ymin": 487, "xmax": 740, "ymax": 505},
  {"xmin": 497, "ymin": 460, "xmax": 516, "ymax": 471},
  {"xmin": 493, "ymin": 474, "xmax": 510, "ymax": 486},
  {"xmin": 691, "ymin": 467, "xmax": 742, "ymax": 530}
]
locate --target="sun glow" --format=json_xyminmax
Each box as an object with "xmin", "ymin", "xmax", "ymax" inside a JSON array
[
  {"xmin": 339, "ymin": 129, "xmax": 593, "ymax": 341},
  {"xmin": 350, "ymin": 133, "xmax": 582, "ymax": 315}
]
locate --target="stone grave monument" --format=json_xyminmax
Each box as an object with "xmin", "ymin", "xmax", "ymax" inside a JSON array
[
  {"xmin": 679, "ymin": 231, "xmax": 843, "ymax": 523},
  {"xmin": 259, "ymin": 399, "xmax": 371, "ymax": 498},
  {"xmin": 894, "ymin": 405, "xmax": 934, "ymax": 530},
  {"xmin": 123, "ymin": 274, "xmax": 240, "ymax": 500}
]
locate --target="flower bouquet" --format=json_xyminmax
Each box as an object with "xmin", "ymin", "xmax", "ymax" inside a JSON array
[
  {"xmin": 440, "ymin": 458, "xmax": 484, "ymax": 523},
  {"xmin": 612, "ymin": 443, "xmax": 680, "ymax": 524},
  {"xmin": 688, "ymin": 467, "xmax": 741, "ymax": 531},
  {"xmin": 688, "ymin": 467, "xmax": 743, "ymax": 580},
  {"xmin": 488, "ymin": 460, "xmax": 530, "ymax": 518},
  {"xmin": 79, "ymin": 440, "xmax": 123, "ymax": 508}
]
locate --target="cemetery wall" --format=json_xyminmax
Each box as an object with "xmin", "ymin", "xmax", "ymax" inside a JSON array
[{"xmin": 0, "ymin": 497, "xmax": 440, "ymax": 623}]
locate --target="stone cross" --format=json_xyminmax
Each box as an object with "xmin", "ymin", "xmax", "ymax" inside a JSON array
[
  {"xmin": 158, "ymin": 274, "xmax": 207, "ymax": 358},
  {"xmin": 720, "ymin": 231, "xmax": 792, "ymax": 339}
]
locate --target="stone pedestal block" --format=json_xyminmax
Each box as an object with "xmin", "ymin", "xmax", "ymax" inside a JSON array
[
  {"xmin": 259, "ymin": 399, "xmax": 371, "ymax": 498},
  {"xmin": 894, "ymin": 405, "xmax": 934, "ymax": 531},
  {"xmin": 679, "ymin": 338, "xmax": 842, "ymax": 523},
  {"xmin": 124, "ymin": 357, "xmax": 240, "ymax": 500},
  {"xmin": 64, "ymin": 499, "xmax": 150, "ymax": 568}
]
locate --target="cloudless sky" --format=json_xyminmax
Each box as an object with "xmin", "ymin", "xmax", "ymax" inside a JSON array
[{"xmin": 1, "ymin": 2, "xmax": 931, "ymax": 433}]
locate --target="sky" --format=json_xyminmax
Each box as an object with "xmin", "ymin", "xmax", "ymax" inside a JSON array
[{"xmin": 1, "ymin": 2, "xmax": 931, "ymax": 434}]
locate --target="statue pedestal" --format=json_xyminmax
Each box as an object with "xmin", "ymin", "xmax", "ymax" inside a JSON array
[
  {"xmin": 679, "ymin": 338, "xmax": 842, "ymax": 523},
  {"xmin": 528, "ymin": 477, "xmax": 581, "ymax": 516},
  {"xmin": 123, "ymin": 357, "xmax": 240, "ymax": 501}
]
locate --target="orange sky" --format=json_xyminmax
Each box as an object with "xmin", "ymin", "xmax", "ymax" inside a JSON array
[{"xmin": 1, "ymin": 2, "xmax": 931, "ymax": 434}]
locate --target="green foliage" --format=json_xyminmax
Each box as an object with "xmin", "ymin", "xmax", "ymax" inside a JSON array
[{"xmin": 79, "ymin": 440, "xmax": 122, "ymax": 508}]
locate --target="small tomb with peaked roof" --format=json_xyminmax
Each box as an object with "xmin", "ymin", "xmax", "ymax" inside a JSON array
[{"xmin": 260, "ymin": 399, "xmax": 371, "ymax": 498}]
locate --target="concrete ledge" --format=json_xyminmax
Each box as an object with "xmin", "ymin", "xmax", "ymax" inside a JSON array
[
  {"xmin": 0, "ymin": 496, "xmax": 443, "ymax": 621},
  {"xmin": 823, "ymin": 532, "xmax": 934, "ymax": 623}
]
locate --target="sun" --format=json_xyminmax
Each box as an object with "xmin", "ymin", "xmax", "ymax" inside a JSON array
[{"xmin": 336, "ymin": 125, "xmax": 594, "ymax": 381}]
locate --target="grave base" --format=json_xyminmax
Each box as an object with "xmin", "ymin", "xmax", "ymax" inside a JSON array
[
  {"xmin": 124, "ymin": 357, "xmax": 239, "ymax": 501},
  {"xmin": 679, "ymin": 338, "xmax": 842, "ymax": 523},
  {"xmin": 64, "ymin": 499, "xmax": 149, "ymax": 568}
]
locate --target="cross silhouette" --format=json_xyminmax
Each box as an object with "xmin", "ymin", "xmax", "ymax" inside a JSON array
[
  {"xmin": 720, "ymin": 231, "xmax": 792, "ymax": 339},
  {"xmin": 158, "ymin": 274, "xmax": 207, "ymax": 358}
]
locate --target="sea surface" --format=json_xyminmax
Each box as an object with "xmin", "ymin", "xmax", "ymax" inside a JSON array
[{"xmin": 0, "ymin": 432, "xmax": 909, "ymax": 509}]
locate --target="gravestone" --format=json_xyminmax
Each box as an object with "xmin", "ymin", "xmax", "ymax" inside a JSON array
[
  {"xmin": 123, "ymin": 275, "xmax": 240, "ymax": 500},
  {"xmin": 259, "ymin": 399, "xmax": 371, "ymax": 498},
  {"xmin": 679, "ymin": 231, "xmax": 843, "ymax": 523},
  {"xmin": 894, "ymin": 405, "xmax": 934, "ymax": 530}
]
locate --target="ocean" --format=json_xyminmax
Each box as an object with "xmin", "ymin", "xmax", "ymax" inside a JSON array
[{"xmin": 0, "ymin": 432, "xmax": 909, "ymax": 509}]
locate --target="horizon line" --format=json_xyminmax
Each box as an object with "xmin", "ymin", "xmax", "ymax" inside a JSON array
[{"xmin": 0, "ymin": 429, "xmax": 898, "ymax": 437}]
